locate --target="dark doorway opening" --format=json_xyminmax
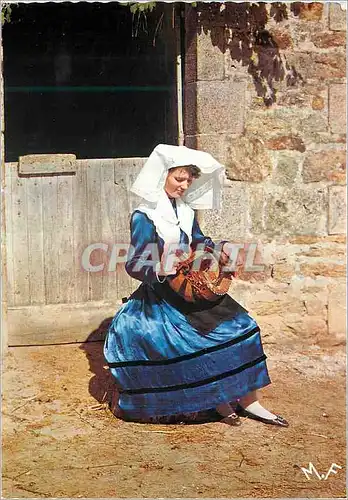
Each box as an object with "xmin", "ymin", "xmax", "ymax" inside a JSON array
[{"xmin": 3, "ymin": 2, "xmax": 179, "ymax": 162}]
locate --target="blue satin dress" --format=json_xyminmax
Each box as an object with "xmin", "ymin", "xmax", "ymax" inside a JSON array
[{"xmin": 104, "ymin": 205, "xmax": 271, "ymax": 420}]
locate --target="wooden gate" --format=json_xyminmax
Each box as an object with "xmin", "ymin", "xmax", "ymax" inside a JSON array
[{"xmin": 4, "ymin": 156, "xmax": 145, "ymax": 345}]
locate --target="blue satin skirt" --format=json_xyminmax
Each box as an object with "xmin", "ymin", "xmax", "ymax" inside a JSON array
[{"xmin": 104, "ymin": 283, "xmax": 271, "ymax": 419}]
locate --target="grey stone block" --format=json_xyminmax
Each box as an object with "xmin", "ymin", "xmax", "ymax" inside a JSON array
[
  {"xmin": 248, "ymin": 185, "xmax": 265, "ymax": 236},
  {"xmin": 328, "ymin": 283, "xmax": 347, "ymax": 343},
  {"xmin": 329, "ymin": 84, "xmax": 347, "ymax": 135},
  {"xmin": 197, "ymin": 30, "xmax": 225, "ymax": 81},
  {"xmin": 328, "ymin": 185, "xmax": 347, "ymax": 234},
  {"xmin": 185, "ymin": 134, "xmax": 227, "ymax": 165},
  {"xmin": 186, "ymin": 133, "xmax": 250, "ymax": 167},
  {"xmin": 199, "ymin": 183, "xmax": 248, "ymax": 241},
  {"xmin": 329, "ymin": 3, "xmax": 347, "ymax": 31},
  {"xmin": 265, "ymin": 186, "xmax": 328, "ymax": 237},
  {"xmin": 187, "ymin": 81, "xmax": 246, "ymax": 135},
  {"xmin": 271, "ymin": 153, "xmax": 301, "ymax": 187}
]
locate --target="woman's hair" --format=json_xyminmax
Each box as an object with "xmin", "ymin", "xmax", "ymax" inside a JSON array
[{"xmin": 169, "ymin": 164, "xmax": 201, "ymax": 179}]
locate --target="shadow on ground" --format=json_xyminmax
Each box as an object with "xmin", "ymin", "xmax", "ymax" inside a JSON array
[{"xmin": 79, "ymin": 317, "xmax": 221, "ymax": 425}]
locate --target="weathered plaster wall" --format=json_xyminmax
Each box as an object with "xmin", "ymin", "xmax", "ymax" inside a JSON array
[{"xmin": 184, "ymin": 2, "xmax": 346, "ymax": 346}]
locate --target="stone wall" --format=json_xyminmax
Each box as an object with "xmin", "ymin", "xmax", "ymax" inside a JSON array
[{"xmin": 184, "ymin": 2, "xmax": 346, "ymax": 346}]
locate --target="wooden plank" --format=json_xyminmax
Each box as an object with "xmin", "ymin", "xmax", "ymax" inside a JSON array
[
  {"xmin": 113, "ymin": 231, "xmax": 134, "ymax": 299},
  {"xmin": 26, "ymin": 175, "xmax": 45, "ymax": 304},
  {"xmin": 72, "ymin": 160, "xmax": 89, "ymax": 303},
  {"xmin": 42, "ymin": 175, "xmax": 60, "ymax": 304},
  {"xmin": 114, "ymin": 158, "xmax": 145, "ymax": 214},
  {"xmin": 100, "ymin": 161, "xmax": 118, "ymax": 301},
  {"xmin": 86, "ymin": 160, "xmax": 103, "ymax": 301},
  {"xmin": 114, "ymin": 159, "xmax": 144, "ymax": 297},
  {"xmin": 11, "ymin": 168, "xmax": 30, "ymax": 306},
  {"xmin": 57, "ymin": 175, "xmax": 75, "ymax": 303},
  {"xmin": 4, "ymin": 163, "xmax": 15, "ymax": 307},
  {"xmin": 7, "ymin": 300, "xmax": 122, "ymax": 346},
  {"xmin": 19, "ymin": 154, "xmax": 76, "ymax": 175}
]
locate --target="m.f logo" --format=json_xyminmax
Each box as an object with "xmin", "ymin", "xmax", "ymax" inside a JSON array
[{"xmin": 301, "ymin": 462, "xmax": 342, "ymax": 480}]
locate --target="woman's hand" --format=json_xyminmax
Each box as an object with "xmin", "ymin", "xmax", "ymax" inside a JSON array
[
  {"xmin": 157, "ymin": 245, "xmax": 187, "ymax": 277},
  {"xmin": 221, "ymin": 242, "xmax": 246, "ymax": 272},
  {"xmin": 157, "ymin": 259, "xmax": 180, "ymax": 277}
]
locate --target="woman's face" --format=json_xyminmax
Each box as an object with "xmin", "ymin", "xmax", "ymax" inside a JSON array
[{"xmin": 164, "ymin": 167, "xmax": 194, "ymax": 199}]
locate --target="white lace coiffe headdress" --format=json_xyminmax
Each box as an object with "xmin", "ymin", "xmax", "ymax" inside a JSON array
[
  {"xmin": 130, "ymin": 144, "xmax": 226, "ymax": 210},
  {"xmin": 130, "ymin": 144, "xmax": 226, "ymax": 244}
]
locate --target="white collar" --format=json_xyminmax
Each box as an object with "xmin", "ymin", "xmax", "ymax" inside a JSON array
[{"xmin": 137, "ymin": 190, "xmax": 195, "ymax": 245}]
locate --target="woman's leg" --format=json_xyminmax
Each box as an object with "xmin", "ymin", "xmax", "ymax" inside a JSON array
[
  {"xmin": 239, "ymin": 390, "xmax": 278, "ymax": 420},
  {"xmin": 216, "ymin": 402, "xmax": 241, "ymax": 425}
]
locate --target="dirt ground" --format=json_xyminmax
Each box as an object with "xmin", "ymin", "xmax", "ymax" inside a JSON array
[{"xmin": 1, "ymin": 338, "xmax": 346, "ymax": 499}]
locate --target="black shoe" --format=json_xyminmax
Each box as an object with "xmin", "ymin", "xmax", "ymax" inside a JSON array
[
  {"xmin": 235, "ymin": 403, "xmax": 289, "ymax": 427},
  {"xmin": 220, "ymin": 412, "xmax": 242, "ymax": 426}
]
